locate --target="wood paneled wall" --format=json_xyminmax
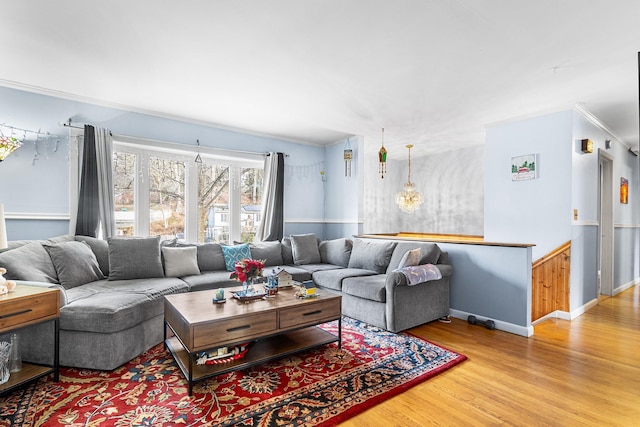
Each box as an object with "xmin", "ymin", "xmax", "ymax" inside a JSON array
[{"xmin": 531, "ymin": 241, "xmax": 571, "ymax": 321}]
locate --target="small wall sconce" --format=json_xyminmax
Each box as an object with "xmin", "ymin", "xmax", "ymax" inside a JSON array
[
  {"xmin": 605, "ymin": 139, "xmax": 612, "ymax": 149},
  {"xmin": 581, "ymin": 139, "xmax": 593, "ymax": 153}
]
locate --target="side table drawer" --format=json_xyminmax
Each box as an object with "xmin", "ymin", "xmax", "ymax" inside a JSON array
[
  {"xmin": 0, "ymin": 291, "xmax": 58, "ymax": 331},
  {"xmin": 193, "ymin": 311, "xmax": 277, "ymax": 350},
  {"xmin": 279, "ymin": 299, "xmax": 341, "ymax": 329}
]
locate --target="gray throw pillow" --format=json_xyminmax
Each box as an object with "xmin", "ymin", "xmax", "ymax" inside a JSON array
[
  {"xmin": 0, "ymin": 242, "xmax": 58, "ymax": 283},
  {"xmin": 290, "ymin": 234, "xmax": 321, "ymax": 265},
  {"xmin": 75, "ymin": 235, "xmax": 110, "ymax": 277},
  {"xmin": 281, "ymin": 237, "xmax": 294, "ymax": 265},
  {"xmin": 397, "ymin": 248, "xmax": 422, "ymax": 269},
  {"xmin": 108, "ymin": 236, "xmax": 164, "ymax": 280},
  {"xmin": 419, "ymin": 243, "xmax": 442, "ymax": 265},
  {"xmin": 43, "ymin": 241, "xmax": 105, "ymax": 289},
  {"xmin": 195, "ymin": 243, "xmax": 226, "ymax": 272},
  {"xmin": 319, "ymin": 238, "xmax": 353, "ymax": 267},
  {"xmin": 250, "ymin": 241, "xmax": 284, "ymax": 266},
  {"xmin": 162, "ymin": 246, "xmax": 201, "ymax": 277},
  {"xmin": 348, "ymin": 239, "xmax": 397, "ymax": 274}
]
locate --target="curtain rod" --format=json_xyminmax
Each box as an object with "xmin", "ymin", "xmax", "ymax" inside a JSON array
[{"xmin": 61, "ymin": 121, "xmax": 288, "ymax": 157}]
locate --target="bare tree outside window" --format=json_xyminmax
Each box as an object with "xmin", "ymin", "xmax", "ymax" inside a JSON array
[
  {"xmin": 240, "ymin": 167, "xmax": 264, "ymax": 242},
  {"xmin": 112, "ymin": 147, "xmax": 263, "ymax": 243},
  {"xmin": 149, "ymin": 157, "xmax": 185, "ymax": 240},
  {"xmin": 198, "ymin": 164, "xmax": 230, "ymax": 244},
  {"xmin": 113, "ymin": 152, "xmax": 135, "ymax": 237}
]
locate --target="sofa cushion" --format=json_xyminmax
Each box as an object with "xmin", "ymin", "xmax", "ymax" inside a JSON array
[
  {"xmin": 221, "ymin": 243, "xmax": 252, "ymax": 272},
  {"xmin": 348, "ymin": 239, "xmax": 397, "ymax": 274},
  {"xmin": 75, "ymin": 235, "xmax": 110, "ymax": 277},
  {"xmin": 291, "ymin": 233, "xmax": 321, "ymax": 265},
  {"xmin": 43, "ymin": 241, "xmax": 105, "ymax": 289},
  {"xmin": 249, "ymin": 241, "xmax": 283, "ymax": 266},
  {"xmin": 397, "ymin": 248, "xmax": 422, "ymax": 269},
  {"xmin": 162, "ymin": 246, "xmax": 201, "ymax": 277},
  {"xmin": 0, "ymin": 242, "xmax": 58, "ymax": 283},
  {"xmin": 295, "ymin": 263, "xmax": 344, "ymax": 274},
  {"xmin": 61, "ymin": 277, "xmax": 188, "ymax": 333},
  {"xmin": 108, "ymin": 236, "xmax": 164, "ymax": 280},
  {"xmin": 312, "ymin": 268, "xmax": 377, "ymax": 291},
  {"xmin": 386, "ymin": 242, "xmax": 442, "ymax": 273},
  {"xmin": 181, "ymin": 270, "xmax": 241, "ymax": 292},
  {"xmin": 342, "ymin": 275, "xmax": 387, "ymax": 302},
  {"xmin": 319, "ymin": 238, "xmax": 352, "ymax": 267}
]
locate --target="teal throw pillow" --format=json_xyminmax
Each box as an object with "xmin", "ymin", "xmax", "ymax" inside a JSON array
[{"xmin": 222, "ymin": 243, "xmax": 252, "ymax": 272}]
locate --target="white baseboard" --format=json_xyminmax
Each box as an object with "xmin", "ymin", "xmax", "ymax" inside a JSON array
[
  {"xmin": 449, "ymin": 309, "xmax": 534, "ymax": 337},
  {"xmin": 613, "ymin": 279, "xmax": 639, "ymax": 296}
]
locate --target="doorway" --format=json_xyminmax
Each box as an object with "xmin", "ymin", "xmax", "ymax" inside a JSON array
[{"xmin": 598, "ymin": 150, "xmax": 614, "ymax": 296}]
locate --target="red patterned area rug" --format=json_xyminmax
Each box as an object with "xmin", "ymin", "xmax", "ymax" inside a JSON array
[{"xmin": 1, "ymin": 318, "xmax": 466, "ymax": 426}]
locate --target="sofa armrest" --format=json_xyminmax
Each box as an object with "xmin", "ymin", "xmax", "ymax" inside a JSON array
[
  {"xmin": 15, "ymin": 280, "xmax": 68, "ymax": 307},
  {"xmin": 386, "ymin": 263, "xmax": 452, "ymax": 288}
]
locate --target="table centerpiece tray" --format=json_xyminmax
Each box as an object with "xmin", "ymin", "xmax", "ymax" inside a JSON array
[{"xmin": 232, "ymin": 290, "xmax": 266, "ymax": 302}]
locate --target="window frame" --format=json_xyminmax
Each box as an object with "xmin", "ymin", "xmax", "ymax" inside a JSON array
[{"xmin": 70, "ymin": 132, "xmax": 264, "ymax": 243}]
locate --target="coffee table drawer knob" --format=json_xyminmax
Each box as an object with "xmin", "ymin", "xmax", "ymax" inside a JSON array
[{"xmin": 227, "ymin": 325, "xmax": 251, "ymax": 333}]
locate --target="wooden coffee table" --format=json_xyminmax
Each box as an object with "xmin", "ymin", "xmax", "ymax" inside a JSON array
[{"xmin": 164, "ymin": 285, "xmax": 342, "ymax": 395}]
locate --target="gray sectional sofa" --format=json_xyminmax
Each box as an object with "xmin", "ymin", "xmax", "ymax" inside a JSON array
[{"xmin": 0, "ymin": 233, "xmax": 452, "ymax": 371}]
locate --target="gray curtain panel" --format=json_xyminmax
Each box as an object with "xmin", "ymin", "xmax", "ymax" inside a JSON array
[
  {"xmin": 256, "ymin": 152, "xmax": 284, "ymax": 241},
  {"xmin": 75, "ymin": 125, "xmax": 115, "ymax": 238}
]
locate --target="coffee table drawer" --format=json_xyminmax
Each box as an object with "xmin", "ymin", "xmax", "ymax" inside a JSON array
[
  {"xmin": 0, "ymin": 290, "xmax": 58, "ymax": 332},
  {"xmin": 193, "ymin": 311, "xmax": 277, "ymax": 349},
  {"xmin": 279, "ymin": 299, "xmax": 341, "ymax": 329}
]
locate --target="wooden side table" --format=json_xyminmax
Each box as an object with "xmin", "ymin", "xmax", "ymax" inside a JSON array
[{"xmin": 0, "ymin": 284, "xmax": 60, "ymax": 395}]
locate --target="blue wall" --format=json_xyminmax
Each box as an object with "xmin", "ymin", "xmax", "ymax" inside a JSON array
[
  {"xmin": 486, "ymin": 108, "xmax": 640, "ymax": 314},
  {"xmin": 0, "ymin": 85, "xmax": 331, "ymax": 240}
]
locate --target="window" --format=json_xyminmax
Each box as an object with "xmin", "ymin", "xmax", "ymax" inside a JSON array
[
  {"xmin": 112, "ymin": 137, "xmax": 263, "ymax": 244},
  {"xmin": 113, "ymin": 152, "xmax": 136, "ymax": 237}
]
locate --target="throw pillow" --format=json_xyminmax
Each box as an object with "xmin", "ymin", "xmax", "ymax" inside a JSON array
[
  {"xmin": 348, "ymin": 239, "xmax": 397, "ymax": 274},
  {"xmin": 281, "ymin": 237, "xmax": 294, "ymax": 265},
  {"xmin": 290, "ymin": 233, "xmax": 321, "ymax": 265},
  {"xmin": 397, "ymin": 248, "xmax": 422, "ymax": 269},
  {"xmin": 319, "ymin": 238, "xmax": 353, "ymax": 267},
  {"xmin": 161, "ymin": 246, "xmax": 201, "ymax": 277},
  {"xmin": 108, "ymin": 236, "xmax": 164, "ymax": 280},
  {"xmin": 43, "ymin": 241, "xmax": 105, "ymax": 289},
  {"xmin": 249, "ymin": 241, "xmax": 283, "ymax": 266},
  {"xmin": 221, "ymin": 243, "xmax": 252, "ymax": 272},
  {"xmin": 75, "ymin": 235, "xmax": 110, "ymax": 277},
  {"xmin": 194, "ymin": 243, "xmax": 226, "ymax": 272},
  {"xmin": 0, "ymin": 242, "xmax": 58, "ymax": 283}
]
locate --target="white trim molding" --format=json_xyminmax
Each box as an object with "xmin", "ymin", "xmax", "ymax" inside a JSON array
[
  {"xmin": 5, "ymin": 212, "xmax": 70, "ymax": 221},
  {"xmin": 449, "ymin": 309, "xmax": 533, "ymax": 337},
  {"xmin": 285, "ymin": 218, "xmax": 363, "ymax": 224}
]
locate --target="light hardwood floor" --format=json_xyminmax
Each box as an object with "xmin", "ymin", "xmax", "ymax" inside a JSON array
[{"xmin": 341, "ymin": 285, "xmax": 640, "ymax": 426}]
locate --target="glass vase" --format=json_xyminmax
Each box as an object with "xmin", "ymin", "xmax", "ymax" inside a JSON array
[
  {"xmin": 0, "ymin": 341, "xmax": 11, "ymax": 385},
  {"xmin": 243, "ymin": 278, "xmax": 255, "ymax": 295}
]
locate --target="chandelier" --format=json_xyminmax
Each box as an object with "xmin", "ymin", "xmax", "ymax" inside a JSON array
[
  {"xmin": 395, "ymin": 144, "xmax": 423, "ymax": 213},
  {"xmin": 0, "ymin": 136, "xmax": 22, "ymax": 161}
]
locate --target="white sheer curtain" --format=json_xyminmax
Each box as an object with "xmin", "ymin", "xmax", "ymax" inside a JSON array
[
  {"xmin": 255, "ymin": 152, "xmax": 284, "ymax": 241},
  {"xmin": 75, "ymin": 125, "xmax": 115, "ymax": 238}
]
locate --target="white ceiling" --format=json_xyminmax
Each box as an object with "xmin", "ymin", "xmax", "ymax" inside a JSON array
[{"xmin": 1, "ymin": 1, "xmax": 639, "ymax": 158}]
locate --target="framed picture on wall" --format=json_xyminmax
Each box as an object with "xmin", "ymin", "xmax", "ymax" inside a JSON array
[
  {"xmin": 620, "ymin": 177, "xmax": 629, "ymax": 204},
  {"xmin": 511, "ymin": 154, "xmax": 537, "ymax": 181}
]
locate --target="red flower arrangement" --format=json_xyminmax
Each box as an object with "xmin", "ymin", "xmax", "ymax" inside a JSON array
[{"xmin": 230, "ymin": 258, "xmax": 265, "ymax": 283}]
